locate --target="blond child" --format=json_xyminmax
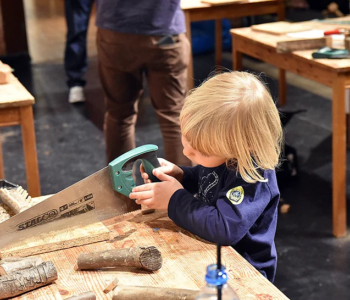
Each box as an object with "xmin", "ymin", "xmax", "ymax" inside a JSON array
[{"xmin": 129, "ymin": 71, "xmax": 283, "ymax": 282}]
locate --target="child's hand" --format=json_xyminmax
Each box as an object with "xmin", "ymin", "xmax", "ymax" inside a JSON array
[
  {"xmin": 140, "ymin": 158, "xmax": 184, "ymax": 183},
  {"xmin": 129, "ymin": 169, "xmax": 183, "ymax": 210}
]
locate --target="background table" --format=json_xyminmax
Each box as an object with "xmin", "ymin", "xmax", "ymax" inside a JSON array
[
  {"xmin": 13, "ymin": 207, "xmax": 289, "ymax": 299},
  {"xmin": 231, "ymin": 18, "xmax": 350, "ymax": 237},
  {"xmin": 181, "ymin": 0, "xmax": 285, "ymax": 89},
  {"xmin": 0, "ymin": 75, "xmax": 40, "ymax": 197}
]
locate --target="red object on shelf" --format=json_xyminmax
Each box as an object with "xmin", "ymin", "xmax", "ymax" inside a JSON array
[{"xmin": 324, "ymin": 29, "xmax": 348, "ymax": 35}]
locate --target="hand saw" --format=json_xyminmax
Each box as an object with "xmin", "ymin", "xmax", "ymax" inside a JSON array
[{"xmin": 0, "ymin": 144, "xmax": 161, "ymax": 249}]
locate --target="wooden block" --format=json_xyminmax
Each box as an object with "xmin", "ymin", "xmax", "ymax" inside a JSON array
[
  {"xmin": 103, "ymin": 277, "xmax": 119, "ymax": 294},
  {"xmin": 0, "ymin": 221, "xmax": 110, "ymax": 259},
  {"xmin": 345, "ymin": 37, "xmax": 350, "ymax": 51},
  {"xmin": 252, "ymin": 21, "xmax": 314, "ymax": 35},
  {"xmin": 276, "ymin": 37, "xmax": 326, "ymax": 53},
  {"xmin": 201, "ymin": 0, "xmax": 248, "ymax": 5},
  {"xmin": 0, "ymin": 62, "xmax": 11, "ymax": 84}
]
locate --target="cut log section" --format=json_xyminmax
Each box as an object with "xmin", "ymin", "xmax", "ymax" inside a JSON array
[
  {"xmin": 112, "ymin": 286, "xmax": 199, "ymax": 300},
  {"xmin": 0, "ymin": 261, "xmax": 57, "ymax": 299},
  {"xmin": 76, "ymin": 246, "xmax": 162, "ymax": 272},
  {"xmin": 0, "ymin": 256, "xmax": 43, "ymax": 275},
  {"xmin": 65, "ymin": 291, "xmax": 96, "ymax": 300}
]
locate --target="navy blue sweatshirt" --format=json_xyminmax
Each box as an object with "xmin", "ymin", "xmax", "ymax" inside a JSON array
[{"xmin": 168, "ymin": 164, "xmax": 280, "ymax": 282}]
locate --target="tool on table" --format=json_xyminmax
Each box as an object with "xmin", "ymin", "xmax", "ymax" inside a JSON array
[
  {"xmin": 195, "ymin": 244, "xmax": 239, "ymax": 300},
  {"xmin": 74, "ymin": 246, "xmax": 162, "ymax": 272},
  {"xmin": 0, "ymin": 144, "xmax": 160, "ymax": 249},
  {"xmin": 312, "ymin": 47, "xmax": 350, "ymax": 59},
  {"xmin": 324, "ymin": 29, "xmax": 350, "ymax": 36}
]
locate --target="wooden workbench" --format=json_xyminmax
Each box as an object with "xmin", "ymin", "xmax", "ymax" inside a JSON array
[
  {"xmin": 0, "ymin": 74, "xmax": 40, "ymax": 197},
  {"xmin": 181, "ymin": 0, "xmax": 285, "ymax": 89},
  {"xmin": 231, "ymin": 17, "xmax": 350, "ymax": 237},
  {"xmin": 12, "ymin": 209, "xmax": 289, "ymax": 299}
]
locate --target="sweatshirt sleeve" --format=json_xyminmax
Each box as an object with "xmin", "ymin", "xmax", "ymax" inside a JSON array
[
  {"xmin": 179, "ymin": 165, "xmax": 201, "ymax": 194},
  {"xmin": 168, "ymin": 175, "xmax": 272, "ymax": 246}
]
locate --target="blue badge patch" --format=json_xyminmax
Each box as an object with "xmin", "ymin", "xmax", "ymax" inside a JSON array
[{"xmin": 226, "ymin": 186, "xmax": 244, "ymax": 205}]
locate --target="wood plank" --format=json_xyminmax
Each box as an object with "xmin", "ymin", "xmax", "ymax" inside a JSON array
[
  {"xmin": 10, "ymin": 206, "xmax": 289, "ymax": 300},
  {"xmin": 184, "ymin": 1, "xmax": 281, "ymax": 21},
  {"xmin": 0, "ymin": 74, "xmax": 34, "ymax": 108},
  {"xmin": 0, "ymin": 195, "xmax": 110, "ymax": 259},
  {"xmin": 201, "ymin": 0, "xmax": 248, "ymax": 5},
  {"xmin": 276, "ymin": 37, "xmax": 326, "ymax": 53},
  {"xmin": 252, "ymin": 21, "xmax": 314, "ymax": 35},
  {"xmin": 0, "ymin": 221, "xmax": 110, "ymax": 259}
]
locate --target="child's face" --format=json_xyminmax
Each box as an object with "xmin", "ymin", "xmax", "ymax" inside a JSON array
[{"xmin": 181, "ymin": 135, "xmax": 226, "ymax": 168}]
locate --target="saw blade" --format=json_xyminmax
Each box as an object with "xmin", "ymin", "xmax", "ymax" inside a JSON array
[{"xmin": 0, "ymin": 167, "xmax": 140, "ymax": 249}]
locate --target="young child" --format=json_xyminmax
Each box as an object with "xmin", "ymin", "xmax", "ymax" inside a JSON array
[{"xmin": 129, "ymin": 71, "xmax": 283, "ymax": 282}]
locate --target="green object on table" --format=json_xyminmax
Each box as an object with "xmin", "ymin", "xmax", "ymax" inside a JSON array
[
  {"xmin": 312, "ymin": 47, "xmax": 350, "ymax": 59},
  {"xmin": 109, "ymin": 144, "xmax": 161, "ymax": 197}
]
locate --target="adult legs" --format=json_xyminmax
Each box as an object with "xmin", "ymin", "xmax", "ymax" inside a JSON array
[
  {"xmin": 97, "ymin": 29, "xmax": 143, "ymax": 163},
  {"xmin": 146, "ymin": 33, "xmax": 191, "ymax": 166},
  {"xmin": 64, "ymin": 0, "xmax": 94, "ymax": 88}
]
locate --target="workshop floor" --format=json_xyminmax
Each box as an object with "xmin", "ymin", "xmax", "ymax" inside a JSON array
[{"xmin": 1, "ymin": 2, "xmax": 350, "ymax": 300}]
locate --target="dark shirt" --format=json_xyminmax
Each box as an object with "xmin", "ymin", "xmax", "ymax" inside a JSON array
[
  {"xmin": 168, "ymin": 164, "xmax": 280, "ymax": 282},
  {"xmin": 95, "ymin": 0, "xmax": 186, "ymax": 35}
]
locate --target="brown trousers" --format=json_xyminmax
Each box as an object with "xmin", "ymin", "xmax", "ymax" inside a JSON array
[{"xmin": 97, "ymin": 28, "xmax": 191, "ymax": 166}]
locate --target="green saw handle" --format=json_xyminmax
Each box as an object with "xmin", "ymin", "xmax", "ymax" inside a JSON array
[{"xmin": 109, "ymin": 144, "xmax": 161, "ymax": 197}]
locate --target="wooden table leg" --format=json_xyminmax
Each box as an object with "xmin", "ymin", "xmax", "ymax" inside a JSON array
[
  {"xmin": 277, "ymin": 0, "xmax": 285, "ymax": 21},
  {"xmin": 0, "ymin": 129, "xmax": 4, "ymax": 179},
  {"xmin": 232, "ymin": 36, "xmax": 242, "ymax": 71},
  {"xmin": 215, "ymin": 19, "xmax": 222, "ymax": 67},
  {"xmin": 279, "ymin": 69, "xmax": 286, "ymax": 106},
  {"xmin": 332, "ymin": 74, "xmax": 347, "ymax": 237},
  {"xmin": 20, "ymin": 105, "xmax": 41, "ymax": 197},
  {"xmin": 185, "ymin": 11, "xmax": 194, "ymax": 90}
]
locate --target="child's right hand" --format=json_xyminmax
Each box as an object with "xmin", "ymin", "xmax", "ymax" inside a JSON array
[{"xmin": 141, "ymin": 158, "xmax": 184, "ymax": 183}]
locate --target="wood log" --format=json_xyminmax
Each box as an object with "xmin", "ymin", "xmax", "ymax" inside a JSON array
[
  {"xmin": 76, "ymin": 246, "xmax": 162, "ymax": 272},
  {"xmin": 0, "ymin": 261, "xmax": 57, "ymax": 299},
  {"xmin": 112, "ymin": 286, "xmax": 199, "ymax": 300},
  {"xmin": 0, "ymin": 256, "xmax": 43, "ymax": 275},
  {"xmin": 0, "ymin": 188, "xmax": 30, "ymax": 214},
  {"xmin": 65, "ymin": 291, "xmax": 96, "ymax": 300}
]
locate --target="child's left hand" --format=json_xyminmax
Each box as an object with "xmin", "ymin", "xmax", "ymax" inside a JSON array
[{"xmin": 129, "ymin": 169, "xmax": 183, "ymax": 210}]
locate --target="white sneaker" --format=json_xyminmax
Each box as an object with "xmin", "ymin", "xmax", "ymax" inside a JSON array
[{"xmin": 69, "ymin": 86, "xmax": 85, "ymax": 103}]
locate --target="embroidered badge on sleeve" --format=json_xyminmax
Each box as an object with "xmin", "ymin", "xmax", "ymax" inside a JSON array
[{"xmin": 226, "ymin": 186, "xmax": 244, "ymax": 205}]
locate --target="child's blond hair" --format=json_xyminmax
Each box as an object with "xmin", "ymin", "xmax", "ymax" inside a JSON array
[{"xmin": 180, "ymin": 71, "xmax": 283, "ymax": 183}]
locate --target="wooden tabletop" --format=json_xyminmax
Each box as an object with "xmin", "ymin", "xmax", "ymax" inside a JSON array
[
  {"xmin": 230, "ymin": 17, "xmax": 350, "ymax": 72},
  {"xmin": 181, "ymin": 0, "xmax": 282, "ymax": 10},
  {"xmin": 12, "ymin": 209, "xmax": 289, "ymax": 299},
  {"xmin": 0, "ymin": 74, "xmax": 34, "ymax": 109}
]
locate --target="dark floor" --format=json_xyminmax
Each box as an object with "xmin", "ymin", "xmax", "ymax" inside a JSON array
[{"xmin": 3, "ymin": 26, "xmax": 350, "ymax": 300}]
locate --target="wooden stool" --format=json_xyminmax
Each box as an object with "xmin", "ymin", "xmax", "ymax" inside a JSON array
[{"xmin": 0, "ymin": 75, "xmax": 41, "ymax": 197}]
